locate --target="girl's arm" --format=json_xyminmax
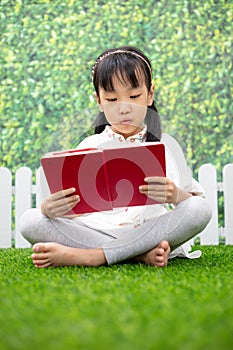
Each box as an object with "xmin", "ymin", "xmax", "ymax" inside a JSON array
[{"xmin": 41, "ymin": 188, "xmax": 80, "ymax": 218}]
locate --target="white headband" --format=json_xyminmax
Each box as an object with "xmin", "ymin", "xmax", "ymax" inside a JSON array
[{"xmin": 92, "ymin": 49, "xmax": 152, "ymax": 80}]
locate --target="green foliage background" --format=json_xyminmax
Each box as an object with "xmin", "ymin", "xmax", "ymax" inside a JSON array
[{"xmin": 1, "ymin": 0, "xmax": 232, "ymax": 179}]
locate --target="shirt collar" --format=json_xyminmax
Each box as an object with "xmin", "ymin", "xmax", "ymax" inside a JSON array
[{"xmin": 104, "ymin": 125, "xmax": 147, "ymax": 143}]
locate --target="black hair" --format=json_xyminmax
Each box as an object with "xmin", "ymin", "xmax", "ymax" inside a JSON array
[{"xmin": 92, "ymin": 46, "xmax": 161, "ymax": 141}]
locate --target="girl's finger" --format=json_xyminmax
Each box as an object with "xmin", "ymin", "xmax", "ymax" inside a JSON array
[
  {"xmin": 47, "ymin": 201, "xmax": 79, "ymax": 217},
  {"xmin": 51, "ymin": 194, "xmax": 80, "ymax": 209},
  {"xmin": 46, "ymin": 191, "xmax": 80, "ymax": 208},
  {"xmin": 50, "ymin": 187, "xmax": 77, "ymax": 200},
  {"xmin": 44, "ymin": 196, "xmax": 80, "ymax": 217},
  {"xmin": 139, "ymin": 184, "xmax": 166, "ymax": 192},
  {"xmin": 144, "ymin": 176, "xmax": 168, "ymax": 184},
  {"xmin": 140, "ymin": 189, "xmax": 166, "ymax": 196}
]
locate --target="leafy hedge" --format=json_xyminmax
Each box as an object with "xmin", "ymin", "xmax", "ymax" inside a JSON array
[{"xmin": 1, "ymin": 0, "xmax": 232, "ymax": 180}]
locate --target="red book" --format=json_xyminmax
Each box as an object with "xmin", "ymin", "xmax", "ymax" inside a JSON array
[{"xmin": 41, "ymin": 142, "xmax": 166, "ymax": 214}]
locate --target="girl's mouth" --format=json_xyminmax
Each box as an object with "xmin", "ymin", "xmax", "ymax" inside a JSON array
[{"xmin": 121, "ymin": 119, "xmax": 132, "ymax": 125}]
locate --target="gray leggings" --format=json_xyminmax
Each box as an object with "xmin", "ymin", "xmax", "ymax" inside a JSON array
[{"xmin": 19, "ymin": 196, "xmax": 211, "ymax": 265}]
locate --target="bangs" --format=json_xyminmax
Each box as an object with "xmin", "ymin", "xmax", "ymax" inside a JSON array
[{"xmin": 95, "ymin": 54, "xmax": 150, "ymax": 93}]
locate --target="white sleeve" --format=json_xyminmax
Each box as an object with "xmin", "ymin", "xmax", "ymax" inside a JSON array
[
  {"xmin": 76, "ymin": 134, "xmax": 102, "ymax": 149},
  {"xmin": 161, "ymin": 133, "xmax": 205, "ymax": 197}
]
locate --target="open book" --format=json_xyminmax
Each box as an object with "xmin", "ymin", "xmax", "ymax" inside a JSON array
[{"xmin": 41, "ymin": 142, "xmax": 166, "ymax": 214}]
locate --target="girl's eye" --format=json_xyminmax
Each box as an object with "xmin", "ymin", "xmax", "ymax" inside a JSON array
[
  {"xmin": 130, "ymin": 94, "xmax": 141, "ymax": 99},
  {"xmin": 106, "ymin": 98, "xmax": 117, "ymax": 102}
]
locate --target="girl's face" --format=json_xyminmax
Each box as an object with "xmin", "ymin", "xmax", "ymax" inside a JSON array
[{"xmin": 96, "ymin": 75, "xmax": 154, "ymax": 138}]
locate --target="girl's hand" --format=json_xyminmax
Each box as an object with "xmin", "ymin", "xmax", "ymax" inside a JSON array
[
  {"xmin": 41, "ymin": 188, "xmax": 80, "ymax": 218},
  {"xmin": 139, "ymin": 176, "xmax": 192, "ymax": 204}
]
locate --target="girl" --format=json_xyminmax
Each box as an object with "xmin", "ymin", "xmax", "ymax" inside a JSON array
[{"xmin": 19, "ymin": 46, "xmax": 212, "ymax": 268}]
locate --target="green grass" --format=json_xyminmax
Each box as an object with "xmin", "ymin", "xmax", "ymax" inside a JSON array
[{"xmin": 0, "ymin": 246, "xmax": 233, "ymax": 350}]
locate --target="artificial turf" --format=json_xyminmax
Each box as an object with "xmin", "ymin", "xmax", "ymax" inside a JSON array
[{"xmin": 0, "ymin": 245, "xmax": 232, "ymax": 350}]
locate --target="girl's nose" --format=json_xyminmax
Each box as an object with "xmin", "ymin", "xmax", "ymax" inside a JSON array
[{"xmin": 118, "ymin": 102, "xmax": 131, "ymax": 114}]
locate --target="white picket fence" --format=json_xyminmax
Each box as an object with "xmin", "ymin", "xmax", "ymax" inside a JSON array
[{"xmin": 0, "ymin": 164, "xmax": 233, "ymax": 248}]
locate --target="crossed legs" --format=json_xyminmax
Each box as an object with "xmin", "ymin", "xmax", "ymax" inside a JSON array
[{"xmin": 20, "ymin": 196, "xmax": 211, "ymax": 268}]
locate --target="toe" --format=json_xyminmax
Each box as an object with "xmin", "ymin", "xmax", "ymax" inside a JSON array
[
  {"xmin": 156, "ymin": 255, "xmax": 165, "ymax": 262},
  {"xmin": 32, "ymin": 243, "xmax": 45, "ymax": 253},
  {"xmin": 159, "ymin": 240, "xmax": 169, "ymax": 250},
  {"xmin": 35, "ymin": 262, "xmax": 51, "ymax": 268},
  {"xmin": 156, "ymin": 247, "xmax": 165, "ymax": 256}
]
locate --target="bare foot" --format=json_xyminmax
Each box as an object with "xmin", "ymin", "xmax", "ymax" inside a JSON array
[
  {"xmin": 134, "ymin": 241, "xmax": 170, "ymax": 267},
  {"xmin": 31, "ymin": 242, "xmax": 106, "ymax": 268}
]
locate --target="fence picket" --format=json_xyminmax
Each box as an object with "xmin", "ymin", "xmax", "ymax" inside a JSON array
[
  {"xmin": 0, "ymin": 168, "xmax": 12, "ymax": 248},
  {"xmin": 15, "ymin": 167, "xmax": 32, "ymax": 248},
  {"xmin": 198, "ymin": 164, "xmax": 219, "ymax": 245},
  {"xmin": 36, "ymin": 167, "xmax": 50, "ymax": 208},
  {"xmin": 36, "ymin": 168, "xmax": 43, "ymax": 208},
  {"xmin": 223, "ymin": 164, "xmax": 233, "ymax": 244}
]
